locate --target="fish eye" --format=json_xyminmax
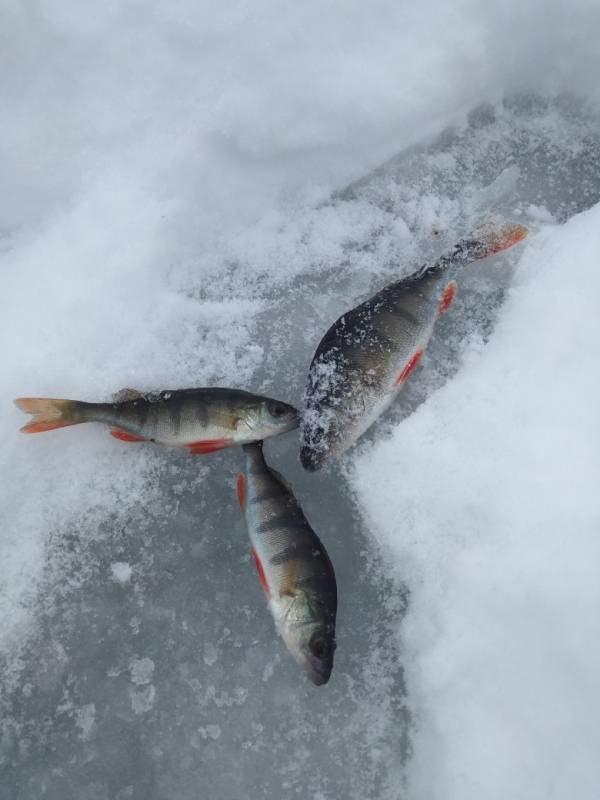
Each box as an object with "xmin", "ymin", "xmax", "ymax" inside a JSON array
[
  {"xmin": 268, "ymin": 401, "xmax": 288, "ymax": 418},
  {"xmin": 309, "ymin": 637, "xmax": 329, "ymax": 660}
]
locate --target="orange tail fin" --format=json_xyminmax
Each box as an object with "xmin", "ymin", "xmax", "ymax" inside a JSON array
[
  {"xmin": 473, "ymin": 222, "xmax": 528, "ymax": 259},
  {"xmin": 14, "ymin": 397, "xmax": 79, "ymax": 434}
]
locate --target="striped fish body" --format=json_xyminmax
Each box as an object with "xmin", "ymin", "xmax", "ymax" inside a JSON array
[
  {"xmin": 16, "ymin": 388, "xmax": 299, "ymax": 454},
  {"xmin": 300, "ymin": 222, "xmax": 528, "ymax": 470},
  {"xmin": 237, "ymin": 443, "xmax": 337, "ymax": 685}
]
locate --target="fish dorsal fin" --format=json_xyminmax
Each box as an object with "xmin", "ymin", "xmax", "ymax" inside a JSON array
[{"xmin": 112, "ymin": 387, "xmax": 143, "ymax": 403}]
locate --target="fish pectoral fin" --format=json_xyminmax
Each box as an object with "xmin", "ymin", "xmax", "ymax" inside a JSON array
[
  {"xmin": 437, "ymin": 280, "xmax": 458, "ymax": 316},
  {"xmin": 279, "ymin": 559, "xmax": 300, "ymax": 598},
  {"xmin": 234, "ymin": 416, "xmax": 252, "ymax": 432},
  {"xmin": 186, "ymin": 438, "xmax": 233, "ymax": 455},
  {"xmin": 112, "ymin": 388, "xmax": 144, "ymax": 402},
  {"xmin": 110, "ymin": 428, "xmax": 147, "ymax": 442}
]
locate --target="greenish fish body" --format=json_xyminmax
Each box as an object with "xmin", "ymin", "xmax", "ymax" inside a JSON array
[
  {"xmin": 16, "ymin": 388, "xmax": 299, "ymax": 454},
  {"xmin": 237, "ymin": 443, "xmax": 337, "ymax": 685},
  {"xmin": 301, "ymin": 222, "xmax": 528, "ymax": 470}
]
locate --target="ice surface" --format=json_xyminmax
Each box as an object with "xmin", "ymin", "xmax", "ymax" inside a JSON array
[{"xmin": 1, "ymin": 1, "xmax": 600, "ymax": 798}]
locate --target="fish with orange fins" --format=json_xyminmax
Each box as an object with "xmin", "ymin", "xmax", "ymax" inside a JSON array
[
  {"xmin": 15, "ymin": 388, "xmax": 298, "ymax": 454},
  {"xmin": 300, "ymin": 221, "xmax": 528, "ymax": 470},
  {"xmin": 237, "ymin": 442, "xmax": 337, "ymax": 685}
]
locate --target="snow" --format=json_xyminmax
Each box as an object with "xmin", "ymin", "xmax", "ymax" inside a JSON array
[
  {"xmin": 1, "ymin": 0, "xmax": 600, "ymax": 798},
  {"xmin": 110, "ymin": 562, "xmax": 133, "ymax": 585},
  {"xmin": 129, "ymin": 657, "xmax": 155, "ymax": 686},
  {"xmin": 350, "ymin": 207, "xmax": 600, "ymax": 799}
]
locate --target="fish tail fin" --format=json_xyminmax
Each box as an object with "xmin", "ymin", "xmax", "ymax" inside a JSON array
[
  {"xmin": 422, "ymin": 221, "xmax": 528, "ymax": 277},
  {"xmin": 470, "ymin": 221, "xmax": 528, "ymax": 260},
  {"xmin": 14, "ymin": 397, "xmax": 81, "ymax": 434}
]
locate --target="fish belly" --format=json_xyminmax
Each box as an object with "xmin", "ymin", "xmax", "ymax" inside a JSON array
[{"xmin": 339, "ymin": 311, "xmax": 438, "ymax": 451}]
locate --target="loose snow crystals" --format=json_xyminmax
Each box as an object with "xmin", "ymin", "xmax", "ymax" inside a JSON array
[{"xmin": 110, "ymin": 562, "xmax": 133, "ymax": 585}]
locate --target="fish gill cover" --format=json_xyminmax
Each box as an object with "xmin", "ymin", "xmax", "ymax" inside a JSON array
[{"xmin": 1, "ymin": 1, "xmax": 600, "ymax": 799}]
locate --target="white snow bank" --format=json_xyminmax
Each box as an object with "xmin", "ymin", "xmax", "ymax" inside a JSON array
[{"xmin": 350, "ymin": 206, "xmax": 600, "ymax": 799}]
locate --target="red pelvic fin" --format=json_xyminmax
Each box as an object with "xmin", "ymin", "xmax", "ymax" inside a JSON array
[
  {"xmin": 236, "ymin": 474, "xmax": 246, "ymax": 512},
  {"xmin": 252, "ymin": 549, "xmax": 270, "ymax": 596},
  {"xmin": 396, "ymin": 349, "xmax": 424, "ymax": 385},
  {"xmin": 110, "ymin": 428, "xmax": 147, "ymax": 442},
  {"xmin": 186, "ymin": 438, "xmax": 233, "ymax": 455},
  {"xmin": 438, "ymin": 280, "xmax": 458, "ymax": 316}
]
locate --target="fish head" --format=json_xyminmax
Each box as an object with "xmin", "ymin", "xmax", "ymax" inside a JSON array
[
  {"xmin": 300, "ymin": 353, "xmax": 351, "ymax": 471},
  {"xmin": 300, "ymin": 406, "xmax": 341, "ymax": 471},
  {"xmin": 236, "ymin": 398, "xmax": 299, "ymax": 440},
  {"xmin": 279, "ymin": 592, "xmax": 336, "ymax": 686},
  {"xmin": 256, "ymin": 398, "xmax": 300, "ymax": 438},
  {"xmin": 300, "ymin": 385, "xmax": 369, "ymax": 471}
]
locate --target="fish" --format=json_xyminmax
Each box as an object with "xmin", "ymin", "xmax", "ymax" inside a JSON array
[
  {"xmin": 15, "ymin": 388, "xmax": 299, "ymax": 454},
  {"xmin": 237, "ymin": 442, "xmax": 337, "ymax": 685},
  {"xmin": 300, "ymin": 221, "xmax": 528, "ymax": 470}
]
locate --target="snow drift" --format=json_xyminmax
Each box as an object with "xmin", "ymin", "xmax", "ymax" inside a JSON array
[{"xmin": 351, "ymin": 206, "xmax": 600, "ymax": 800}]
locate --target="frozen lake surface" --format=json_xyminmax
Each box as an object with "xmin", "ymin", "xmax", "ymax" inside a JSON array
[
  {"xmin": 2, "ymin": 94, "xmax": 600, "ymax": 799},
  {"xmin": 2, "ymin": 3, "xmax": 600, "ymax": 796}
]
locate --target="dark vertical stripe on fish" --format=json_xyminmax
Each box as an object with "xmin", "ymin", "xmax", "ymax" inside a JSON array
[
  {"xmin": 270, "ymin": 541, "xmax": 321, "ymax": 566},
  {"xmin": 255, "ymin": 513, "xmax": 299, "ymax": 535},
  {"xmin": 137, "ymin": 400, "xmax": 149, "ymax": 430},
  {"xmin": 250, "ymin": 487, "xmax": 286, "ymax": 505},
  {"xmin": 390, "ymin": 304, "xmax": 420, "ymax": 326},
  {"xmin": 170, "ymin": 398, "xmax": 182, "ymax": 437},
  {"xmin": 296, "ymin": 574, "xmax": 332, "ymax": 593},
  {"xmin": 194, "ymin": 398, "xmax": 209, "ymax": 428}
]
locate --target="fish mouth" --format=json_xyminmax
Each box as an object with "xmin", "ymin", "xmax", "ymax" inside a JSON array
[
  {"xmin": 308, "ymin": 670, "xmax": 330, "ymax": 686},
  {"xmin": 300, "ymin": 444, "xmax": 326, "ymax": 472},
  {"xmin": 285, "ymin": 407, "xmax": 301, "ymax": 430},
  {"xmin": 261, "ymin": 405, "xmax": 300, "ymax": 438},
  {"xmin": 305, "ymin": 657, "xmax": 333, "ymax": 686}
]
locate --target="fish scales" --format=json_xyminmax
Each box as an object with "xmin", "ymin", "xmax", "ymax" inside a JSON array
[
  {"xmin": 238, "ymin": 442, "xmax": 337, "ymax": 685},
  {"xmin": 301, "ymin": 221, "xmax": 528, "ymax": 470},
  {"xmin": 15, "ymin": 388, "xmax": 299, "ymax": 453}
]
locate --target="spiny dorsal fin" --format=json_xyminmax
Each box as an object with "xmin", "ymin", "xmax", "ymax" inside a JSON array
[{"xmin": 112, "ymin": 387, "xmax": 143, "ymax": 403}]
